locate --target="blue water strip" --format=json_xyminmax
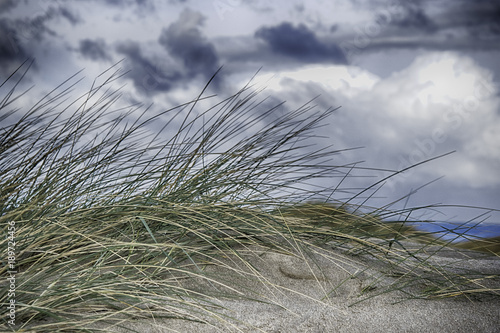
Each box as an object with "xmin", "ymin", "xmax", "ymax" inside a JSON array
[{"xmin": 410, "ymin": 221, "xmax": 500, "ymax": 243}]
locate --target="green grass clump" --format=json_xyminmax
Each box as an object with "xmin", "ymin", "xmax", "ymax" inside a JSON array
[
  {"xmin": 454, "ymin": 236, "xmax": 500, "ymax": 255},
  {"xmin": 1, "ymin": 61, "xmax": 499, "ymax": 332},
  {"xmin": 275, "ymin": 201, "xmax": 449, "ymax": 244}
]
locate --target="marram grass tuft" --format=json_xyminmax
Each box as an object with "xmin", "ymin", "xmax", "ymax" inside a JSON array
[{"xmin": 1, "ymin": 61, "xmax": 499, "ymax": 332}]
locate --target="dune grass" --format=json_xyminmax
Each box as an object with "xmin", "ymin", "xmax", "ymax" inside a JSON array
[
  {"xmin": 454, "ymin": 236, "xmax": 500, "ymax": 254},
  {"xmin": 1, "ymin": 61, "xmax": 499, "ymax": 332}
]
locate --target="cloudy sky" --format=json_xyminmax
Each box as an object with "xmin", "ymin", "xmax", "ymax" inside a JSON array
[{"xmin": 1, "ymin": 0, "xmax": 499, "ymax": 223}]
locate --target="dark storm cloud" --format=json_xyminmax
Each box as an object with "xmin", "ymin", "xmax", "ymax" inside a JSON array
[
  {"xmin": 104, "ymin": 0, "xmax": 156, "ymax": 12},
  {"xmin": 355, "ymin": 0, "xmax": 500, "ymax": 53},
  {"xmin": 105, "ymin": 0, "xmax": 145, "ymax": 6},
  {"xmin": 0, "ymin": 0, "xmax": 17, "ymax": 12},
  {"xmin": 382, "ymin": 0, "xmax": 498, "ymax": 36},
  {"xmin": 0, "ymin": 5, "xmax": 80, "ymax": 51},
  {"xmin": 0, "ymin": 20, "xmax": 30, "ymax": 76},
  {"xmin": 254, "ymin": 22, "xmax": 347, "ymax": 64},
  {"xmin": 115, "ymin": 9, "xmax": 222, "ymax": 96},
  {"xmin": 0, "ymin": 5, "xmax": 81, "ymax": 75},
  {"xmin": 158, "ymin": 9, "xmax": 220, "ymax": 81},
  {"xmin": 443, "ymin": 0, "xmax": 500, "ymax": 37},
  {"xmin": 58, "ymin": 7, "xmax": 81, "ymax": 25},
  {"xmin": 79, "ymin": 39, "xmax": 111, "ymax": 61},
  {"xmin": 116, "ymin": 41, "xmax": 182, "ymax": 94},
  {"xmin": 105, "ymin": 0, "xmax": 124, "ymax": 5},
  {"xmin": 385, "ymin": 2, "xmax": 436, "ymax": 32},
  {"xmin": 6, "ymin": 12, "xmax": 55, "ymax": 43},
  {"xmin": 13, "ymin": 5, "xmax": 81, "ymax": 38}
]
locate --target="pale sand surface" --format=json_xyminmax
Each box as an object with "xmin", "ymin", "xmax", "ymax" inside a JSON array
[{"xmin": 90, "ymin": 240, "xmax": 500, "ymax": 333}]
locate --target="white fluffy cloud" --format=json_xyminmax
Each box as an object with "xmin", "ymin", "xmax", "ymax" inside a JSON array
[{"xmin": 245, "ymin": 52, "xmax": 500, "ymax": 192}]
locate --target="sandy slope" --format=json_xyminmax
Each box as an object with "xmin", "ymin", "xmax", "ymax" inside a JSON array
[{"xmin": 93, "ymin": 240, "xmax": 500, "ymax": 333}]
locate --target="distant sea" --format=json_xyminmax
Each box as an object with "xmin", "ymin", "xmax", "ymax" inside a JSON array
[{"xmin": 411, "ymin": 221, "xmax": 500, "ymax": 243}]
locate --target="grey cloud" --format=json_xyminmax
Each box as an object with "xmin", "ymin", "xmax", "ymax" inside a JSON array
[
  {"xmin": 12, "ymin": 12, "xmax": 56, "ymax": 41},
  {"xmin": 158, "ymin": 9, "xmax": 220, "ymax": 82},
  {"xmin": 0, "ymin": 20, "xmax": 30, "ymax": 76},
  {"xmin": 116, "ymin": 41, "xmax": 182, "ymax": 94},
  {"xmin": 104, "ymin": 0, "xmax": 155, "ymax": 11},
  {"xmin": 254, "ymin": 22, "xmax": 347, "ymax": 64},
  {"xmin": 383, "ymin": 3, "xmax": 436, "ymax": 32},
  {"xmin": 336, "ymin": 1, "xmax": 500, "ymax": 56},
  {"xmin": 385, "ymin": 0, "xmax": 498, "ymax": 37},
  {"xmin": 18, "ymin": 6, "xmax": 81, "ymax": 36},
  {"xmin": 58, "ymin": 7, "xmax": 81, "ymax": 25},
  {"xmin": 366, "ymin": 0, "xmax": 499, "ymax": 51},
  {"xmin": 79, "ymin": 39, "xmax": 111, "ymax": 61},
  {"xmin": 0, "ymin": 0, "xmax": 17, "ymax": 12},
  {"xmin": 105, "ymin": 0, "xmax": 124, "ymax": 5},
  {"xmin": 446, "ymin": 1, "xmax": 500, "ymax": 37},
  {"xmin": 0, "ymin": 4, "xmax": 80, "ymax": 75},
  {"xmin": 363, "ymin": 37, "xmax": 500, "ymax": 54},
  {"xmin": 2, "ymin": 5, "xmax": 80, "ymax": 45},
  {"xmin": 105, "ymin": 0, "xmax": 143, "ymax": 6},
  {"xmin": 116, "ymin": 9, "xmax": 222, "ymax": 96}
]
